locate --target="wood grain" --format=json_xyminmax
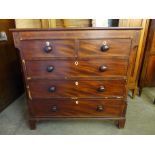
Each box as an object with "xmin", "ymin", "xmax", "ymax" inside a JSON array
[
  {"xmin": 144, "ymin": 55, "xmax": 155, "ymax": 86},
  {"xmin": 21, "ymin": 40, "xmax": 76, "ymax": 59},
  {"xmin": 25, "ymin": 59, "xmax": 128, "ymax": 78},
  {"xmin": 79, "ymin": 39, "xmax": 131, "ymax": 57},
  {"xmin": 11, "ymin": 28, "xmax": 140, "ymax": 129},
  {"xmin": 29, "ymin": 99, "xmax": 126, "ymax": 117},
  {"xmin": 139, "ymin": 20, "xmax": 155, "ymax": 94},
  {"xmin": 28, "ymin": 79, "xmax": 126, "ymax": 98}
]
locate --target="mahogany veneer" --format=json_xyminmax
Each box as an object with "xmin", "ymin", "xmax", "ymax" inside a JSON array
[{"xmin": 11, "ymin": 28, "xmax": 141, "ymax": 129}]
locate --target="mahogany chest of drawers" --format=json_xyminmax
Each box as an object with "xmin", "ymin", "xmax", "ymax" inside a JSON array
[{"xmin": 11, "ymin": 28, "xmax": 141, "ymax": 129}]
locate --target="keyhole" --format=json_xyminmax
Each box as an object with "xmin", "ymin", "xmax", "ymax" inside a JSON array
[
  {"xmin": 75, "ymin": 81, "xmax": 78, "ymax": 86},
  {"xmin": 75, "ymin": 61, "xmax": 78, "ymax": 66}
]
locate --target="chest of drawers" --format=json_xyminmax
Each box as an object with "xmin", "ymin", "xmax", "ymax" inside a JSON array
[{"xmin": 11, "ymin": 28, "xmax": 141, "ymax": 129}]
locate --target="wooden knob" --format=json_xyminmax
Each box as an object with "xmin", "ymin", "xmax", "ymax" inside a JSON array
[
  {"xmin": 98, "ymin": 86, "xmax": 105, "ymax": 92},
  {"xmin": 48, "ymin": 86, "xmax": 56, "ymax": 92},
  {"xmin": 47, "ymin": 66, "xmax": 54, "ymax": 72},
  {"xmin": 44, "ymin": 46, "xmax": 52, "ymax": 53},
  {"xmin": 52, "ymin": 105, "xmax": 57, "ymax": 112},
  {"xmin": 100, "ymin": 44, "xmax": 109, "ymax": 52},
  {"xmin": 99, "ymin": 65, "xmax": 107, "ymax": 72},
  {"xmin": 96, "ymin": 105, "xmax": 104, "ymax": 112}
]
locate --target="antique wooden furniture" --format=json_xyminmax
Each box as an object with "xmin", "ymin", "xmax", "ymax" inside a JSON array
[
  {"xmin": 0, "ymin": 19, "xmax": 23, "ymax": 112},
  {"xmin": 139, "ymin": 19, "xmax": 155, "ymax": 95},
  {"xmin": 11, "ymin": 27, "xmax": 141, "ymax": 129},
  {"xmin": 119, "ymin": 19, "xmax": 150, "ymax": 98},
  {"xmin": 15, "ymin": 19, "xmax": 149, "ymax": 98}
]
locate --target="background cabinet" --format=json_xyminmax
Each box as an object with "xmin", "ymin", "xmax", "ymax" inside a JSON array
[
  {"xmin": 139, "ymin": 19, "xmax": 155, "ymax": 94},
  {"xmin": 15, "ymin": 19, "xmax": 92, "ymax": 28},
  {"xmin": 119, "ymin": 19, "xmax": 150, "ymax": 97},
  {"xmin": 0, "ymin": 19, "xmax": 23, "ymax": 112}
]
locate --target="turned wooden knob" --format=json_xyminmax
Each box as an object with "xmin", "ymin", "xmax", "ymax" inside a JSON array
[
  {"xmin": 44, "ymin": 46, "xmax": 52, "ymax": 53},
  {"xmin": 47, "ymin": 66, "xmax": 54, "ymax": 72},
  {"xmin": 48, "ymin": 86, "xmax": 56, "ymax": 92},
  {"xmin": 98, "ymin": 86, "xmax": 105, "ymax": 92},
  {"xmin": 96, "ymin": 105, "xmax": 104, "ymax": 112},
  {"xmin": 100, "ymin": 43, "xmax": 109, "ymax": 52},
  {"xmin": 51, "ymin": 105, "xmax": 57, "ymax": 112},
  {"xmin": 99, "ymin": 65, "xmax": 107, "ymax": 72}
]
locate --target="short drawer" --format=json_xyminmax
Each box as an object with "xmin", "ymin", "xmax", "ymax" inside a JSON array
[
  {"xmin": 28, "ymin": 80, "xmax": 126, "ymax": 98},
  {"xmin": 21, "ymin": 40, "xmax": 76, "ymax": 59},
  {"xmin": 26, "ymin": 59, "xmax": 128, "ymax": 78},
  {"xmin": 79, "ymin": 39, "xmax": 131, "ymax": 58},
  {"xmin": 30, "ymin": 99, "xmax": 126, "ymax": 117}
]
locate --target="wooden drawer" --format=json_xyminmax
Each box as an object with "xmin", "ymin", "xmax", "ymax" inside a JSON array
[
  {"xmin": 29, "ymin": 80, "xmax": 126, "ymax": 98},
  {"xmin": 30, "ymin": 99, "xmax": 126, "ymax": 117},
  {"xmin": 79, "ymin": 39, "xmax": 131, "ymax": 58},
  {"xmin": 21, "ymin": 40, "xmax": 76, "ymax": 59},
  {"xmin": 26, "ymin": 59, "xmax": 128, "ymax": 78},
  {"xmin": 76, "ymin": 59, "xmax": 128, "ymax": 77}
]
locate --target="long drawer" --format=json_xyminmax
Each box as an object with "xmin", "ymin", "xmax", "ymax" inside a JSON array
[
  {"xmin": 26, "ymin": 59, "xmax": 128, "ymax": 78},
  {"xmin": 21, "ymin": 38, "xmax": 131, "ymax": 60},
  {"xmin": 21, "ymin": 40, "xmax": 76, "ymax": 59},
  {"xmin": 29, "ymin": 99, "xmax": 126, "ymax": 117},
  {"xmin": 28, "ymin": 80, "xmax": 126, "ymax": 98},
  {"xmin": 79, "ymin": 39, "xmax": 131, "ymax": 58}
]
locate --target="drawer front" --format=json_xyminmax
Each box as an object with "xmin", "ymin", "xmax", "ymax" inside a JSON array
[
  {"xmin": 30, "ymin": 99, "xmax": 126, "ymax": 117},
  {"xmin": 76, "ymin": 59, "xmax": 128, "ymax": 77},
  {"xmin": 26, "ymin": 60, "xmax": 77, "ymax": 78},
  {"xmin": 79, "ymin": 39, "xmax": 131, "ymax": 57},
  {"xmin": 26, "ymin": 59, "xmax": 128, "ymax": 78},
  {"xmin": 29, "ymin": 80, "xmax": 126, "ymax": 98},
  {"xmin": 21, "ymin": 40, "xmax": 76, "ymax": 59}
]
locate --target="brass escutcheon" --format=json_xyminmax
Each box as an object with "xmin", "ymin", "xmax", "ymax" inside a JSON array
[
  {"xmin": 75, "ymin": 61, "xmax": 78, "ymax": 66},
  {"xmin": 75, "ymin": 81, "xmax": 79, "ymax": 86}
]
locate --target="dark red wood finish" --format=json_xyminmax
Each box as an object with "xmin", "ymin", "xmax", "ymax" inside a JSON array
[
  {"xmin": 79, "ymin": 39, "xmax": 131, "ymax": 58},
  {"xmin": 25, "ymin": 59, "xmax": 128, "ymax": 78},
  {"xmin": 21, "ymin": 40, "xmax": 76, "ymax": 59},
  {"xmin": 29, "ymin": 99, "xmax": 125, "ymax": 117},
  {"xmin": 11, "ymin": 28, "xmax": 141, "ymax": 129},
  {"xmin": 29, "ymin": 79, "xmax": 126, "ymax": 98}
]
